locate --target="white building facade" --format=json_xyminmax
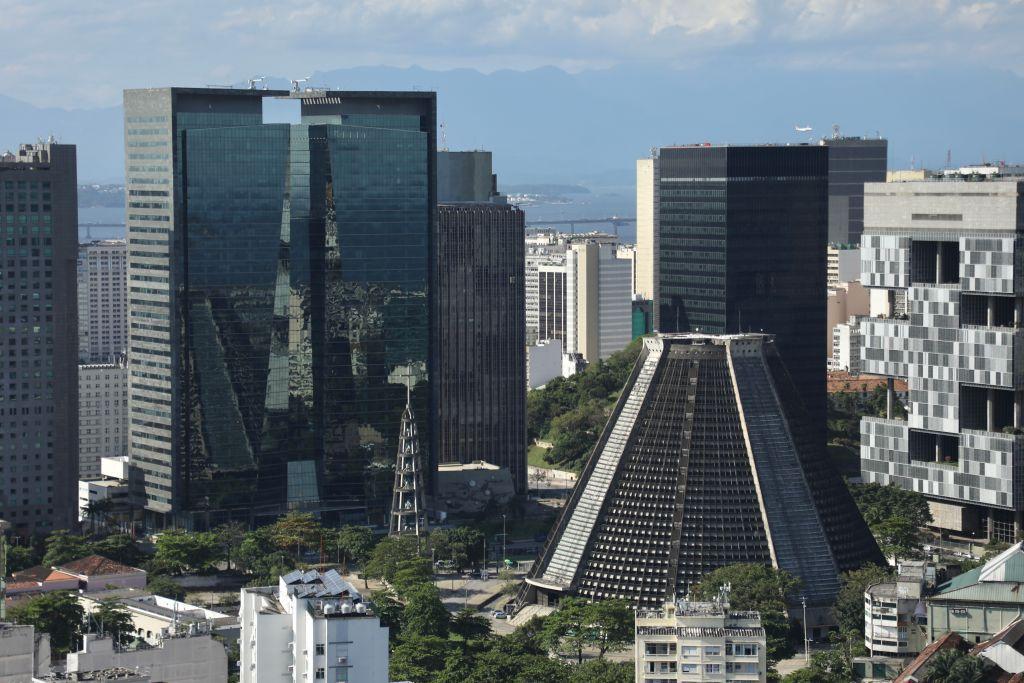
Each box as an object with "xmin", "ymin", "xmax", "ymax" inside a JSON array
[
  {"xmin": 77, "ymin": 240, "xmax": 127, "ymax": 364},
  {"xmin": 240, "ymin": 569, "xmax": 388, "ymax": 683},
  {"xmin": 566, "ymin": 241, "xmax": 632, "ymax": 362},
  {"xmin": 635, "ymin": 598, "xmax": 767, "ymax": 683},
  {"xmin": 78, "ymin": 360, "xmax": 129, "ymax": 480},
  {"xmin": 831, "ymin": 316, "xmax": 865, "ymax": 374}
]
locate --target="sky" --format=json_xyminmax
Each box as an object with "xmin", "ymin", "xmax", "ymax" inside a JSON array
[{"xmin": 2, "ymin": 0, "xmax": 1024, "ymax": 109}]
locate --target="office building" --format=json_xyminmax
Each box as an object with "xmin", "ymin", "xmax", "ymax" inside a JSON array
[
  {"xmin": 642, "ymin": 145, "xmax": 829, "ymax": 445},
  {"xmin": 123, "ymin": 88, "xmax": 434, "ymax": 528},
  {"xmin": 0, "ymin": 141, "xmax": 79, "ymax": 536},
  {"xmin": 527, "ymin": 256, "xmax": 568, "ymax": 345},
  {"xmin": 821, "ymin": 136, "xmax": 888, "ymax": 246},
  {"xmin": 240, "ymin": 569, "xmax": 389, "ymax": 683},
  {"xmin": 521, "ymin": 334, "xmax": 881, "ymax": 629},
  {"xmin": 635, "ymin": 595, "xmax": 767, "ymax": 682},
  {"xmin": 436, "ymin": 152, "xmax": 526, "ymax": 492},
  {"xmin": 635, "ymin": 157, "xmax": 658, "ymax": 301},
  {"xmin": 78, "ymin": 359, "xmax": 128, "ymax": 480},
  {"xmin": 566, "ymin": 241, "xmax": 632, "ymax": 361},
  {"xmin": 77, "ymin": 240, "xmax": 127, "ymax": 363},
  {"xmin": 830, "ymin": 318, "xmax": 865, "ymax": 375},
  {"xmin": 858, "ymin": 180, "xmax": 1024, "ymax": 541},
  {"xmin": 864, "ymin": 562, "xmax": 929, "ymax": 657}
]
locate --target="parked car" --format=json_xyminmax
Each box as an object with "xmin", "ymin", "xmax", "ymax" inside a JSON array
[{"xmin": 492, "ymin": 611, "xmax": 507, "ymax": 619}]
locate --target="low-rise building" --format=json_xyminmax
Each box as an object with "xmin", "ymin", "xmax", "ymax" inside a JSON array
[
  {"xmin": 927, "ymin": 542, "xmax": 1024, "ymax": 644},
  {"xmin": 79, "ymin": 588, "xmax": 235, "ymax": 646},
  {"xmin": 635, "ymin": 597, "xmax": 767, "ymax": 682},
  {"xmin": 64, "ymin": 633, "xmax": 226, "ymax": 683},
  {"xmin": 864, "ymin": 562, "xmax": 929, "ymax": 657},
  {"xmin": 6, "ymin": 555, "xmax": 146, "ymax": 602},
  {"xmin": 0, "ymin": 623, "xmax": 49, "ymax": 682},
  {"xmin": 240, "ymin": 569, "xmax": 389, "ymax": 683}
]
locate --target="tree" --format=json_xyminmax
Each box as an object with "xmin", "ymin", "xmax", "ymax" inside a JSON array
[
  {"xmin": 450, "ymin": 607, "xmax": 492, "ymax": 642},
  {"xmin": 834, "ymin": 564, "xmax": 893, "ymax": 635},
  {"xmin": 364, "ymin": 535, "xmax": 421, "ymax": 585},
  {"xmin": 541, "ymin": 597, "xmax": 592, "ymax": 664},
  {"xmin": 153, "ymin": 530, "xmax": 219, "ymax": 574},
  {"xmin": 944, "ymin": 655, "xmax": 989, "ymax": 683},
  {"xmin": 925, "ymin": 648, "xmax": 973, "ymax": 683},
  {"xmin": 335, "ymin": 525, "xmax": 375, "ymax": 570},
  {"xmin": 587, "ymin": 599, "xmax": 633, "ymax": 658},
  {"xmin": 850, "ymin": 483, "xmax": 932, "ymax": 529},
  {"xmin": 391, "ymin": 557, "xmax": 435, "ymax": 597},
  {"xmin": 401, "ymin": 584, "xmax": 450, "ymax": 638},
  {"xmin": 42, "ymin": 530, "xmax": 91, "ymax": 567},
  {"xmin": 90, "ymin": 599, "xmax": 135, "ymax": 646},
  {"xmin": 498, "ymin": 568, "xmax": 519, "ymax": 596},
  {"xmin": 234, "ymin": 527, "xmax": 295, "ymax": 584},
  {"xmin": 875, "ymin": 517, "xmax": 921, "ymax": 563},
  {"xmin": 6, "ymin": 544, "xmax": 39, "ymax": 573},
  {"xmin": 546, "ymin": 399, "xmax": 608, "ymax": 469},
  {"xmin": 370, "ymin": 590, "xmax": 405, "ymax": 641},
  {"xmin": 92, "ymin": 534, "xmax": 147, "ymax": 567},
  {"xmin": 268, "ymin": 512, "xmax": 323, "ymax": 559},
  {"xmin": 693, "ymin": 563, "xmax": 800, "ymax": 663},
  {"xmin": 9, "ymin": 591, "xmax": 85, "ymax": 656},
  {"xmin": 146, "ymin": 574, "xmax": 186, "ymax": 601},
  {"xmin": 212, "ymin": 521, "xmax": 247, "ymax": 571},
  {"xmin": 390, "ymin": 634, "xmax": 455, "ymax": 682},
  {"xmin": 569, "ymin": 659, "xmax": 633, "ymax": 683}
]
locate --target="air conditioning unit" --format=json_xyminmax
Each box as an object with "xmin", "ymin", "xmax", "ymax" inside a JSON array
[{"xmin": 337, "ymin": 656, "xmax": 348, "ymax": 665}]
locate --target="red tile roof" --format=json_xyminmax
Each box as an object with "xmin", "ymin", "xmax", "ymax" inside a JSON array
[
  {"xmin": 56, "ymin": 554, "xmax": 142, "ymax": 577},
  {"xmin": 827, "ymin": 371, "xmax": 908, "ymax": 395},
  {"xmin": 895, "ymin": 632, "xmax": 968, "ymax": 683}
]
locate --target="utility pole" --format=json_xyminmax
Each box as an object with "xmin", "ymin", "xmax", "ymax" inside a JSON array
[
  {"xmin": 801, "ymin": 595, "xmax": 809, "ymax": 664},
  {"xmin": 502, "ymin": 514, "xmax": 507, "ymax": 567},
  {"xmin": 0, "ymin": 519, "xmax": 8, "ymax": 620}
]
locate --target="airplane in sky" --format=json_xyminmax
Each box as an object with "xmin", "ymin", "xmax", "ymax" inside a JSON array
[{"xmin": 794, "ymin": 125, "xmax": 813, "ymax": 132}]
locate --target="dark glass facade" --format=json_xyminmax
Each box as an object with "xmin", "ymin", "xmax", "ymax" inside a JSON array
[
  {"xmin": 124, "ymin": 89, "xmax": 434, "ymax": 528},
  {"xmin": 436, "ymin": 202, "xmax": 526, "ymax": 492},
  {"xmin": 655, "ymin": 145, "xmax": 828, "ymax": 444},
  {"xmin": 824, "ymin": 138, "xmax": 888, "ymax": 246},
  {"xmin": 0, "ymin": 143, "xmax": 79, "ymax": 536}
]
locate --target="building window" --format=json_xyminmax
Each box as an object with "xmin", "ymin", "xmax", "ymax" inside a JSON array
[
  {"xmin": 315, "ymin": 668, "xmax": 325, "ymax": 679},
  {"xmin": 315, "ymin": 644, "xmax": 325, "ymax": 656}
]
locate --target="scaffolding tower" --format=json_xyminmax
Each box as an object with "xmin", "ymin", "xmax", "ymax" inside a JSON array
[{"xmin": 389, "ymin": 385, "xmax": 428, "ymax": 540}]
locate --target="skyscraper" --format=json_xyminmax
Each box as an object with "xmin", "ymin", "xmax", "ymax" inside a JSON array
[
  {"xmin": 822, "ymin": 136, "xmax": 888, "ymax": 246},
  {"xmin": 0, "ymin": 141, "xmax": 79, "ymax": 535},
  {"xmin": 123, "ymin": 88, "xmax": 434, "ymax": 528},
  {"xmin": 521, "ymin": 334, "xmax": 881, "ymax": 628},
  {"xmin": 77, "ymin": 239, "xmax": 127, "ymax": 363},
  {"xmin": 641, "ymin": 144, "xmax": 829, "ymax": 442},
  {"xmin": 435, "ymin": 151, "xmax": 527, "ymax": 493},
  {"xmin": 565, "ymin": 241, "xmax": 632, "ymax": 362}
]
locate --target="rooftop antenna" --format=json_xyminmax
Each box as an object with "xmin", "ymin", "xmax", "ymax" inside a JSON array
[
  {"xmin": 439, "ymin": 122, "xmax": 448, "ymax": 152},
  {"xmin": 290, "ymin": 76, "xmax": 311, "ymax": 93},
  {"xmin": 248, "ymin": 76, "xmax": 268, "ymax": 90},
  {"xmin": 946, "ymin": 149, "xmax": 952, "ymax": 169},
  {"xmin": 831, "ymin": 124, "xmax": 840, "ymax": 140}
]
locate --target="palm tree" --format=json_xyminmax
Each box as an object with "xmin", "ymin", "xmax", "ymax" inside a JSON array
[{"xmin": 925, "ymin": 648, "xmax": 965, "ymax": 683}]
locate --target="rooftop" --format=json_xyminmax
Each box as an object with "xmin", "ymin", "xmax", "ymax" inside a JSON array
[
  {"xmin": 933, "ymin": 541, "xmax": 1024, "ymax": 604},
  {"xmin": 58, "ymin": 555, "xmax": 145, "ymax": 577}
]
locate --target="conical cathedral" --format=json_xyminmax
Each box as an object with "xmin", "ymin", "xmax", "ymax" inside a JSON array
[{"xmin": 522, "ymin": 334, "xmax": 882, "ymax": 612}]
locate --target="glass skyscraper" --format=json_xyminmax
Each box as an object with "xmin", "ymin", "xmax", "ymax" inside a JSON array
[{"xmin": 124, "ymin": 88, "xmax": 435, "ymax": 528}]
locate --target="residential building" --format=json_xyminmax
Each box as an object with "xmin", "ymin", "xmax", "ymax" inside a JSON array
[
  {"xmin": 926, "ymin": 542, "xmax": 1024, "ymax": 644},
  {"xmin": 78, "ymin": 359, "xmax": 128, "ymax": 480},
  {"xmin": 892, "ymin": 632, "xmax": 968, "ymax": 683},
  {"xmin": 65, "ymin": 633, "xmax": 226, "ymax": 683},
  {"xmin": 831, "ymin": 317, "xmax": 865, "ymax": 374},
  {"xmin": 240, "ymin": 569, "xmax": 389, "ymax": 683},
  {"xmin": 821, "ymin": 136, "xmax": 888, "ymax": 246},
  {"xmin": 642, "ymin": 145, "xmax": 829, "ymax": 446},
  {"xmin": 526, "ymin": 339, "xmax": 563, "ymax": 389},
  {"xmin": 7, "ymin": 554, "xmax": 145, "ymax": 599},
  {"xmin": 858, "ymin": 179, "xmax": 1024, "ymax": 541},
  {"xmin": 0, "ymin": 141, "xmax": 79, "ymax": 536},
  {"xmin": 435, "ymin": 152, "xmax": 526, "ymax": 492},
  {"xmin": 79, "ymin": 589, "xmax": 235, "ymax": 646},
  {"xmin": 827, "ymin": 246, "xmax": 862, "ymax": 288},
  {"xmin": 864, "ymin": 561, "xmax": 929, "ymax": 657},
  {"xmin": 0, "ymin": 623, "xmax": 49, "ymax": 682},
  {"xmin": 521, "ymin": 334, "xmax": 882, "ymax": 633},
  {"xmin": 78, "ymin": 455, "xmax": 135, "ymax": 528},
  {"xmin": 827, "ymin": 281, "xmax": 870, "ymax": 357},
  {"xmin": 77, "ymin": 240, "xmax": 127, "ymax": 363},
  {"xmin": 123, "ymin": 88, "xmax": 435, "ymax": 528},
  {"xmin": 634, "ymin": 595, "xmax": 767, "ymax": 682},
  {"xmin": 565, "ymin": 241, "xmax": 632, "ymax": 361}
]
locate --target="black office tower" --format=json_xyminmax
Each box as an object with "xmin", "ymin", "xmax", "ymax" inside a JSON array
[
  {"xmin": 0, "ymin": 141, "xmax": 79, "ymax": 535},
  {"xmin": 654, "ymin": 144, "xmax": 828, "ymax": 446},
  {"xmin": 436, "ymin": 151, "xmax": 526, "ymax": 493},
  {"xmin": 823, "ymin": 136, "xmax": 888, "ymax": 246},
  {"xmin": 521, "ymin": 335, "xmax": 882, "ymax": 616},
  {"xmin": 123, "ymin": 88, "xmax": 435, "ymax": 528}
]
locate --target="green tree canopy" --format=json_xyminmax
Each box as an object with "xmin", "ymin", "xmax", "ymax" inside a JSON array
[
  {"xmin": 568, "ymin": 659, "xmax": 633, "ymax": 683},
  {"xmin": 401, "ymin": 584, "xmax": 450, "ymax": 639},
  {"xmin": 267, "ymin": 512, "xmax": 324, "ymax": 559},
  {"xmin": 90, "ymin": 599, "xmax": 135, "ymax": 646},
  {"xmin": 390, "ymin": 634, "xmax": 456, "ymax": 683},
  {"xmin": 364, "ymin": 535, "xmax": 422, "ymax": 585},
  {"xmin": 541, "ymin": 597, "xmax": 593, "ymax": 665},
  {"xmin": 212, "ymin": 521, "xmax": 247, "ymax": 571},
  {"xmin": 336, "ymin": 525, "xmax": 375, "ymax": 569},
  {"xmin": 450, "ymin": 607, "xmax": 492, "ymax": 642},
  {"xmin": 851, "ymin": 482, "xmax": 932, "ymax": 529},
  {"xmin": 586, "ymin": 599, "xmax": 633, "ymax": 658},
  {"xmin": 42, "ymin": 530, "xmax": 92, "ymax": 567},
  {"xmin": 152, "ymin": 529, "xmax": 219, "ymax": 574},
  {"xmin": 146, "ymin": 574, "xmax": 186, "ymax": 601},
  {"xmin": 9, "ymin": 591, "xmax": 85, "ymax": 656},
  {"xmin": 91, "ymin": 534, "xmax": 147, "ymax": 567},
  {"xmin": 834, "ymin": 564, "xmax": 894, "ymax": 635}
]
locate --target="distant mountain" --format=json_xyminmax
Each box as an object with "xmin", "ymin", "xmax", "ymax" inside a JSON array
[{"xmin": 2, "ymin": 63, "xmax": 1022, "ymax": 186}]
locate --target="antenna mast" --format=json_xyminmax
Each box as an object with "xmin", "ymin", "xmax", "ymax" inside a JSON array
[{"xmin": 389, "ymin": 371, "xmax": 428, "ymax": 547}]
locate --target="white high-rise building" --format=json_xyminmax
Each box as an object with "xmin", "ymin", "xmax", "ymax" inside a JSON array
[
  {"xmin": 635, "ymin": 157, "xmax": 658, "ymax": 301},
  {"xmin": 566, "ymin": 241, "xmax": 632, "ymax": 361},
  {"xmin": 78, "ymin": 359, "xmax": 129, "ymax": 480},
  {"xmin": 240, "ymin": 569, "xmax": 389, "ymax": 683},
  {"xmin": 77, "ymin": 240, "xmax": 127, "ymax": 363},
  {"xmin": 831, "ymin": 316, "xmax": 864, "ymax": 375}
]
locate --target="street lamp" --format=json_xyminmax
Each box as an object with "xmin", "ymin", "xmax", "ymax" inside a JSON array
[{"xmin": 801, "ymin": 596, "xmax": 809, "ymax": 664}]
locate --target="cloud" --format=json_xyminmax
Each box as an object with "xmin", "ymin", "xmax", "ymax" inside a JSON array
[{"xmin": 0, "ymin": 0, "xmax": 1021, "ymax": 107}]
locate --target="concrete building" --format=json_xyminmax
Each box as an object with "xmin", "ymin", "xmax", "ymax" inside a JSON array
[
  {"xmin": 831, "ymin": 317, "xmax": 865, "ymax": 374},
  {"xmin": 858, "ymin": 179, "xmax": 1024, "ymax": 541},
  {"xmin": 526, "ymin": 339, "xmax": 564, "ymax": 389},
  {"xmin": 65, "ymin": 633, "xmax": 226, "ymax": 683},
  {"xmin": 634, "ymin": 595, "xmax": 767, "ymax": 682},
  {"xmin": 635, "ymin": 157, "xmax": 658, "ymax": 301},
  {"xmin": 529, "ymin": 256, "xmax": 568, "ymax": 346},
  {"xmin": 435, "ymin": 152, "xmax": 526, "ymax": 493},
  {"xmin": 78, "ymin": 456, "xmax": 135, "ymax": 529},
  {"xmin": 7, "ymin": 555, "xmax": 145, "ymax": 599},
  {"xmin": 641, "ymin": 145, "xmax": 829, "ymax": 447},
  {"xmin": 565, "ymin": 241, "xmax": 632, "ymax": 361},
  {"xmin": 864, "ymin": 561, "xmax": 929, "ymax": 657},
  {"xmin": 78, "ymin": 359, "xmax": 128, "ymax": 480},
  {"xmin": 828, "ymin": 246, "xmax": 862, "ymax": 288},
  {"xmin": 0, "ymin": 141, "xmax": 79, "ymax": 536},
  {"xmin": 0, "ymin": 623, "xmax": 49, "ymax": 682},
  {"xmin": 79, "ymin": 589, "xmax": 235, "ymax": 646},
  {"xmin": 123, "ymin": 87, "xmax": 435, "ymax": 528},
  {"xmin": 826, "ymin": 281, "xmax": 870, "ymax": 357},
  {"xmin": 77, "ymin": 240, "xmax": 127, "ymax": 363},
  {"xmin": 821, "ymin": 136, "xmax": 888, "ymax": 246},
  {"xmin": 240, "ymin": 569, "xmax": 388, "ymax": 683},
  {"xmin": 926, "ymin": 542, "xmax": 1024, "ymax": 644}
]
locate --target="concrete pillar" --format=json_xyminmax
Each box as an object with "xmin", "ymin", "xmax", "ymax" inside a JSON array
[
  {"xmin": 1015, "ymin": 391, "xmax": 1022, "ymax": 429},
  {"xmin": 988, "ymin": 296, "xmax": 996, "ymax": 327},
  {"xmin": 988, "ymin": 389, "xmax": 996, "ymax": 432},
  {"xmin": 936, "ymin": 244, "xmax": 944, "ymax": 283},
  {"xmin": 1016, "ymin": 298, "xmax": 1022, "ymax": 327},
  {"xmin": 935, "ymin": 438, "xmax": 942, "ymax": 463},
  {"xmin": 886, "ymin": 377, "xmax": 895, "ymax": 419}
]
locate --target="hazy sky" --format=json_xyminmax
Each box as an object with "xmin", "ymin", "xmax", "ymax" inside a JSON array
[{"xmin": 2, "ymin": 0, "xmax": 1022, "ymax": 109}]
